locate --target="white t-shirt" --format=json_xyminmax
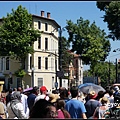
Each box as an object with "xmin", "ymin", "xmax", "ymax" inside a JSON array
[{"xmin": 34, "ymin": 94, "xmax": 49, "ymax": 103}]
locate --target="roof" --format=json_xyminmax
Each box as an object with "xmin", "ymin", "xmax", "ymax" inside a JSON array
[{"xmin": 32, "ymin": 14, "xmax": 60, "ymax": 28}]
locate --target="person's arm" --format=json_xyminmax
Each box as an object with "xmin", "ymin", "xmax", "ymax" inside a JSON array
[
  {"xmin": 81, "ymin": 113, "xmax": 87, "ymax": 119},
  {"xmin": 80, "ymin": 102, "xmax": 87, "ymax": 119}
]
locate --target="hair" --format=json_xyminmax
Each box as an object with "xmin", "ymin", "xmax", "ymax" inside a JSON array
[
  {"xmin": 9, "ymin": 89, "xmax": 13, "ymax": 93},
  {"xmin": 32, "ymin": 86, "xmax": 39, "ymax": 93},
  {"xmin": 70, "ymin": 86, "xmax": 78, "ymax": 98},
  {"xmin": 109, "ymin": 90, "xmax": 113, "ymax": 97},
  {"xmin": 29, "ymin": 99, "xmax": 55, "ymax": 118},
  {"xmin": 60, "ymin": 89, "xmax": 68, "ymax": 99},
  {"xmin": 96, "ymin": 91, "xmax": 105, "ymax": 100},
  {"xmin": 56, "ymin": 99, "xmax": 70, "ymax": 118}
]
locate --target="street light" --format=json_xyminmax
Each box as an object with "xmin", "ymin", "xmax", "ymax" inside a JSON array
[
  {"xmin": 31, "ymin": 66, "xmax": 35, "ymax": 87},
  {"xmin": 8, "ymin": 72, "xmax": 12, "ymax": 90}
]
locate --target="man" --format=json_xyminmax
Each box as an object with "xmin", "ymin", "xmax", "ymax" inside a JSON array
[
  {"xmin": 17, "ymin": 87, "xmax": 29, "ymax": 117},
  {"xmin": 34, "ymin": 86, "xmax": 49, "ymax": 103},
  {"xmin": 27, "ymin": 86, "xmax": 39, "ymax": 110},
  {"xmin": 6, "ymin": 89, "xmax": 13, "ymax": 105},
  {"xmin": 65, "ymin": 86, "xmax": 87, "ymax": 119}
]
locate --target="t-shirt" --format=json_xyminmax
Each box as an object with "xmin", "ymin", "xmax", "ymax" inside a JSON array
[
  {"xmin": 57, "ymin": 110, "xmax": 65, "ymax": 119},
  {"xmin": 85, "ymin": 99, "xmax": 100, "ymax": 118},
  {"xmin": 65, "ymin": 99, "xmax": 86, "ymax": 118}
]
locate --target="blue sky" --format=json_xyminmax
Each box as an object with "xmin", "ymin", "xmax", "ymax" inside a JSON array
[{"xmin": 0, "ymin": 1, "xmax": 120, "ymax": 70}]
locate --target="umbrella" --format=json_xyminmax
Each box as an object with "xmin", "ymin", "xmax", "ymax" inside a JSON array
[
  {"xmin": 78, "ymin": 83, "xmax": 105, "ymax": 94},
  {"xmin": 23, "ymin": 87, "xmax": 33, "ymax": 92},
  {"xmin": 78, "ymin": 83, "xmax": 96, "ymax": 89}
]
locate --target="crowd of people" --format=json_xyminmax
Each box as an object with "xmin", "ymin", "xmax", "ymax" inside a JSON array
[{"xmin": 0, "ymin": 84, "xmax": 120, "ymax": 119}]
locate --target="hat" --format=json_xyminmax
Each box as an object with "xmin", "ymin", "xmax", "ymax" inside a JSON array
[
  {"xmin": 11, "ymin": 91, "xmax": 22, "ymax": 100},
  {"xmin": 49, "ymin": 94, "xmax": 59, "ymax": 103},
  {"xmin": 40, "ymin": 86, "xmax": 47, "ymax": 92},
  {"xmin": 114, "ymin": 86, "xmax": 119, "ymax": 91},
  {"xmin": 89, "ymin": 90, "xmax": 97, "ymax": 99}
]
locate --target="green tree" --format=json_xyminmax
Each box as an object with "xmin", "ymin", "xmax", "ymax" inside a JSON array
[
  {"xmin": 96, "ymin": 1, "xmax": 120, "ymax": 40},
  {"xmin": 84, "ymin": 61, "xmax": 116, "ymax": 88},
  {"xmin": 0, "ymin": 5, "xmax": 40, "ymax": 70},
  {"xmin": 66, "ymin": 17, "xmax": 111, "ymax": 70}
]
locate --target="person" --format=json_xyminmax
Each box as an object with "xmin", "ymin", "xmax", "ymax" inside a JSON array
[
  {"xmin": 0, "ymin": 102, "xmax": 6, "ymax": 119},
  {"xmin": 6, "ymin": 89, "xmax": 12, "ymax": 106},
  {"xmin": 34, "ymin": 86, "xmax": 49, "ymax": 103},
  {"xmin": 95, "ymin": 91, "xmax": 105, "ymax": 102},
  {"xmin": 29, "ymin": 99, "xmax": 58, "ymax": 118},
  {"xmin": 59, "ymin": 88, "xmax": 70, "ymax": 103},
  {"xmin": 27, "ymin": 86, "xmax": 39, "ymax": 110},
  {"xmin": 108, "ymin": 90, "xmax": 114, "ymax": 107},
  {"xmin": 93, "ymin": 96, "xmax": 110, "ymax": 119},
  {"xmin": 85, "ymin": 90, "xmax": 101, "ymax": 118},
  {"xmin": 17, "ymin": 87, "xmax": 29, "ymax": 117},
  {"xmin": 49, "ymin": 93, "xmax": 59, "ymax": 105},
  {"xmin": 56, "ymin": 98, "xmax": 71, "ymax": 118},
  {"xmin": 65, "ymin": 86, "xmax": 87, "ymax": 119},
  {"xmin": 78, "ymin": 91, "xmax": 86, "ymax": 104},
  {"xmin": 7, "ymin": 91, "xmax": 27, "ymax": 119}
]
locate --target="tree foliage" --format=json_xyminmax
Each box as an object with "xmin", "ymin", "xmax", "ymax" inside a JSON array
[
  {"xmin": 65, "ymin": 17, "xmax": 111, "ymax": 68},
  {"xmin": 83, "ymin": 61, "xmax": 116, "ymax": 88},
  {"xmin": 96, "ymin": 1, "xmax": 120, "ymax": 40},
  {"xmin": 0, "ymin": 5, "xmax": 41, "ymax": 69}
]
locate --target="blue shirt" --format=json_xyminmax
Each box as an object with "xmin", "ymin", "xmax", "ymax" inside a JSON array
[{"xmin": 65, "ymin": 99, "xmax": 86, "ymax": 118}]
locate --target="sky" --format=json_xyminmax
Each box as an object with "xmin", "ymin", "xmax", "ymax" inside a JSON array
[{"xmin": 0, "ymin": 1, "xmax": 120, "ymax": 70}]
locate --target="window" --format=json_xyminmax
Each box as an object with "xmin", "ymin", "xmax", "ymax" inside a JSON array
[
  {"xmin": 1, "ymin": 58, "xmax": 3, "ymax": 71},
  {"xmin": 45, "ymin": 57, "xmax": 48, "ymax": 70},
  {"xmin": 51, "ymin": 58, "xmax": 54, "ymax": 70},
  {"xmin": 38, "ymin": 21, "xmax": 41, "ymax": 29},
  {"xmin": 38, "ymin": 57, "xmax": 41, "ymax": 69},
  {"xmin": 52, "ymin": 77, "xmax": 54, "ymax": 89},
  {"xmin": 30, "ymin": 56, "xmax": 32, "ymax": 69},
  {"xmin": 38, "ymin": 37, "xmax": 41, "ymax": 49},
  {"xmin": 6, "ymin": 57, "xmax": 9, "ymax": 70},
  {"xmin": 45, "ymin": 23, "xmax": 48, "ymax": 31},
  {"xmin": 38, "ymin": 78, "xmax": 43, "ymax": 87},
  {"xmin": 45, "ymin": 38, "xmax": 48, "ymax": 50},
  {"xmin": 17, "ymin": 78, "xmax": 21, "ymax": 88}
]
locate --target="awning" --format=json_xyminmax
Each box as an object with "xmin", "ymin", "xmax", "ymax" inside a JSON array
[{"xmin": 0, "ymin": 81, "xmax": 4, "ymax": 84}]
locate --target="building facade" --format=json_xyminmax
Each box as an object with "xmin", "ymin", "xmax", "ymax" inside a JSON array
[{"xmin": 0, "ymin": 11, "xmax": 60, "ymax": 91}]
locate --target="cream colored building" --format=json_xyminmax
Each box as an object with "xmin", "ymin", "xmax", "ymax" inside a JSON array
[{"xmin": 0, "ymin": 11, "xmax": 60, "ymax": 91}]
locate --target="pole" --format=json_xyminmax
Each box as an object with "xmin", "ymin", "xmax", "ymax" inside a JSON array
[
  {"xmin": 55, "ymin": 51, "xmax": 57, "ymax": 90},
  {"xmin": 116, "ymin": 58, "xmax": 118, "ymax": 83},
  {"xmin": 31, "ymin": 67, "xmax": 34, "ymax": 87},
  {"xmin": 59, "ymin": 27, "xmax": 62, "ymax": 87},
  {"xmin": 108, "ymin": 60, "xmax": 110, "ymax": 85}
]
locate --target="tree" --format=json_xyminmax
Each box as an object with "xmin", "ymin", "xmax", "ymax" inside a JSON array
[
  {"xmin": 65, "ymin": 17, "xmax": 111, "ymax": 70},
  {"xmin": 83, "ymin": 61, "xmax": 116, "ymax": 88},
  {"xmin": 0, "ymin": 5, "xmax": 40, "ymax": 70},
  {"xmin": 96, "ymin": 1, "xmax": 120, "ymax": 40}
]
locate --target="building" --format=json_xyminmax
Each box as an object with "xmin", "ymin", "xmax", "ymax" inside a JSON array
[
  {"xmin": 63, "ymin": 50, "xmax": 83, "ymax": 88},
  {"xmin": 0, "ymin": 11, "xmax": 60, "ymax": 91}
]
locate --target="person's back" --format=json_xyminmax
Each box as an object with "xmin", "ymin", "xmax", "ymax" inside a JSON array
[
  {"xmin": 65, "ymin": 86, "xmax": 87, "ymax": 119},
  {"xmin": 6, "ymin": 89, "xmax": 12, "ymax": 105}
]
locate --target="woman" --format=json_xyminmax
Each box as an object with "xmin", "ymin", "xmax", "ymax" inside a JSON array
[
  {"xmin": 56, "ymin": 99, "xmax": 71, "ymax": 118},
  {"xmin": 7, "ymin": 91, "xmax": 27, "ymax": 119},
  {"xmin": 93, "ymin": 96, "xmax": 109, "ymax": 119},
  {"xmin": 29, "ymin": 99, "xmax": 58, "ymax": 118}
]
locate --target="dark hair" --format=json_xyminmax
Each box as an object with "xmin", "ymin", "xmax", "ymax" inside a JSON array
[
  {"xmin": 29, "ymin": 99, "xmax": 55, "ymax": 118},
  {"xmin": 109, "ymin": 90, "xmax": 113, "ymax": 97},
  {"xmin": 70, "ymin": 86, "xmax": 78, "ymax": 98},
  {"xmin": 60, "ymin": 89, "xmax": 68, "ymax": 99},
  {"xmin": 96, "ymin": 91, "xmax": 105, "ymax": 100},
  {"xmin": 56, "ymin": 99, "xmax": 70, "ymax": 118},
  {"xmin": 9, "ymin": 89, "xmax": 13, "ymax": 93},
  {"xmin": 32, "ymin": 86, "xmax": 39, "ymax": 93}
]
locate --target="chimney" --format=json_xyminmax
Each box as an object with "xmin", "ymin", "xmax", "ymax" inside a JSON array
[
  {"xmin": 47, "ymin": 12, "xmax": 50, "ymax": 19},
  {"xmin": 41, "ymin": 11, "xmax": 44, "ymax": 17}
]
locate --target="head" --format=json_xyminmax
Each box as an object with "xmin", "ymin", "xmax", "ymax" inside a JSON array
[
  {"xmin": 100, "ymin": 96, "xmax": 109, "ymax": 105},
  {"xmin": 89, "ymin": 91, "xmax": 97, "ymax": 99},
  {"xmin": 49, "ymin": 94, "xmax": 59, "ymax": 105},
  {"xmin": 60, "ymin": 89, "xmax": 69, "ymax": 99},
  {"xmin": 40, "ymin": 86, "xmax": 47, "ymax": 95},
  {"xmin": 13, "ymin": 88, "xmax": 17, "ymax": 92},
  {"xmin": 97, "ymin": 91, "xmax": 105, "ymax": 99},
  {"xmin": 109, "ymin": 90, "xmax": 113, "ymax": 97},
  {"xmin": 114, "ymin": 86, "xmax": 119, "ymax": 92},
  {"xmin": 30, "ymin": 99, "xmax": 57, "ymax": 118},
  {"xmin": 56, "ymin": 99, "xmax": 65, "ymax": 110},
  {"xmin": 9, "ymin": 89, "xmax": 13, "ymax": 94},
  {"xmin": 17, "ymin": 87, "xmax": 23, "ymax": 93},
  {"xmin": 10, "ymin": 91, "xmax": 21, "ymax": 101},
  {"xmin": 70, "ymin": 86, "xmax": 78, "ymax": 98},
  {"xmin": 32, "ymin": 86, "xmax": 39, "ymax": 95}
]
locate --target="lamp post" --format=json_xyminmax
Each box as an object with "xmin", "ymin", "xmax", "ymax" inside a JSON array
[
  {"xmin": 8, "ymin": 72, "xmax": 12, "ymax": 90},
  {"xmin": 31, "ymin": 66, "xmax": 35, "ymax": 87}
]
